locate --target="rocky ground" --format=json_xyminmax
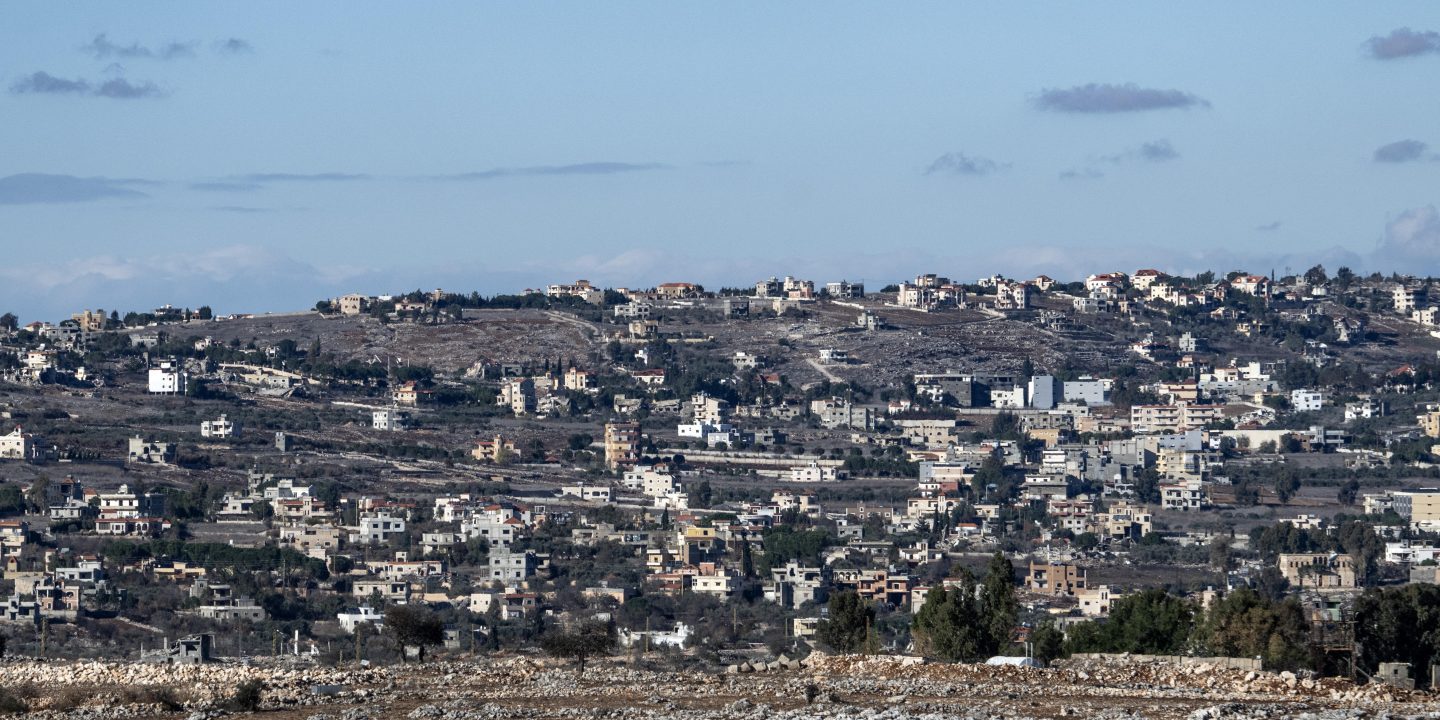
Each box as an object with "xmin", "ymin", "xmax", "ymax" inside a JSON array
[{"xmin": 0, "ymin": 654, "xmax": 1435, "ymax": 720}]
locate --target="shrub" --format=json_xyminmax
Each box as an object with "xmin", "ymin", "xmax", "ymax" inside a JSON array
[
  {"xmin": 0, "ymin": 688, "xmax": 27, "ymax": 715},
  {"xmin": 227, "ymin": 680, "xmax": 263, "ymax": 712},
  {"xmin": 119, "ymin": 686, "xmax": 184, "ymax": 710}
]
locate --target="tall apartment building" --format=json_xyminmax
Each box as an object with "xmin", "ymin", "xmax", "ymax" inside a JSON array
[{"xmin": 604, "ymin": 422, "xmax": 641, "ymax": 470}]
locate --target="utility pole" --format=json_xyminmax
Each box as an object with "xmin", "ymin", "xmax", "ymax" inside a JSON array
[{"xmin": 40, "ymin": 618, "xmax": 49, "ymax": 658}]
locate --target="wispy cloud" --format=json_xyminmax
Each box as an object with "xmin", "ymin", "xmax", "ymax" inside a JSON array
[
  {"xmin": 190, "ymin": 181, "xmax": 262, "ymax": 192},
  {"xmin": 1034, "ymin": 83, "xmax": 1209, "ymax": 113},
  {"xmin": 215, "ymin": 38, "xmax": 254, "ymax": 55},
  {"xmin": 94, "ymin": 78, "xmax": 163, "ymax": 99},
  {"xmin": 1255, "ymin": 221, "xmax": 1282, "ymax": 232},
  {"xmin": 10, "ymin": 71, "xmax": 164, "ymax": 99},
  {"xmin": 10, "ymin": 71, "xmax": 90, "ymax": 95},
  {"xmin": 433, "ymin": 162, "xmax": 669, "ymax": 181},
  {"xmin": 0, "ymin": 173, "xmax": 150, "ymax": 205},
  {"xmin": 1373, "ymin": 139, "xmax": 1435, "ymax": 163},
  {"xmin": 1366, "ymin": 28, "xmax": 1440, "ymax": 60},
  {"xmin": 232, "ymin": 172, "xmax": 369, "ymax": 183},
  {"xmin": 1137, "ymin": 140, "xmax": 1180, "ymax": 162},
  {"xmin": 83, "ymin": 33, "xmax": 196, "ymax": 61},
  {"xmin": 1059, "ymin": 168, "xmax": 1105, "ymax": 181},
  {"xmin": 1061, "ymin": 139, "xmax": 1179, "ymax": 179},
  {"xmin": 924, "ymin": 152, "xmax": 1008, "ymax": 177}
]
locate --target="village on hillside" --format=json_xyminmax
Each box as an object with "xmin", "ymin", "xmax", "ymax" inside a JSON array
[{"xmin": 6, "ymin": 264, "xmax": 1440, "ymax": 700}]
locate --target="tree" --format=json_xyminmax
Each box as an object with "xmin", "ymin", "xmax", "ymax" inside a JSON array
[
  {"xmin": 1337, "ymin": 479, "xmax": 1360, "ymax": 506},
  {"xmin": 1196, "ymin": 588, "xmax": 1308, "ymax": 671},
  {"xmin": 1303, "ymin": 265, "xmax": 1328, "ymax": 286},
  {"xmin": 1208, "ymin": 536, "xmax": 1234, "ymax": 575},
  {"xmin": 385, "ymin": 604, "xmax": 444, "ymax": 662},
  {"xmin": 540, "ymin": 619, "xmax": 616, "ymax": 674},
  {"xmin": 196, "ymin": 305, "xmax": 213, "ymax": 320},
  {"xmin": 1273, "ymin": 467, "xmax": 1300, "ymax": 505},
  {"xmin": 1030, "ymin": 621, "xmax": 1066, "ymax": 665},
  {"xmin": 0, "ymin": 313, "xmax": 16, "ymax": 332},
  {"xmin": 1065, "ymin": 590, "xmax": 1194, "ymax": 655},
  {"xmin": 1133, "ymin": 467, "xmax": 1161, "ymax": 505},
  {"xmin": 1353, "ymin": 584, "xmax": 1440, "ymax": 685},
  {"xmin": 980, "ymin": 552, "xmax": 1018, "ymax": 654},
  {"xmin": 911, "ymin": 579, "xmax": 986, "ymax": 661},
  {"xmin": 816, "ymin": 590, "xmax": 874, "ymax": 653}
]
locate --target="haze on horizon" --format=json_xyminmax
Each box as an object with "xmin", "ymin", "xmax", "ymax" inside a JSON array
[{"xmin": 2, "ymin": 3, "xmax": 1440, "ymax": 321}]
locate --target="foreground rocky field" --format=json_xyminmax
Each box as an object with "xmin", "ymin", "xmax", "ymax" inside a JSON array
[{"xmin": 0, "ymin": 654, "xmax": 1435, "ymax": 720}]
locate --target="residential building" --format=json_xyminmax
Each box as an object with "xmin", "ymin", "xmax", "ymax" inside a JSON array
[
  {"xmin": 489, "ymin": 549, "xmax": 539, "ymax": 582},
  {"xmin": 1130, "ymin": 402, "xmax": 1225, "ymax": 434},
  {"xmin": 1393, "ymin": 489, "xmax": 1440, "ymax": 529},
  {"xmin": 127, "ymin": 436, "xmax": 175, "ymax": 464},
  {"xmin": 472, "ymin": 435, "xmax": 517, "ymax": 463},
  {"xmin": 200, "ymin": 415, "xmax": 238, "ymax": 439},
  {"xmin": 1277, "ymin": 553, "xmax": 1356, "ymax": 590},
  {"xmin": 337, "ymin": 294, "xmax": 368, "ymax": 315},
  {"xmin": 604, "ymin": 422, "xmax": 641, "ymax": 469},
  {"xmin": 790, "ymin": 461, "xmax": 842, "ymax": 483},
  {"xmin": 1345, "ymin": 397, "xmax": 1386, "ymax": 422},
  {"xmin": 0, "ymin": 426, "xmax": 38, "ymax": 461},
  {"xmin": 147, "ymin": 358, "xmax": 188, "ymax": 395},
  {"xmin": 1028, "ymin": 562, "xmax": 1086, "ymax": 596},
  {"xmin": 352, "ymin": 513, "xmax": 406, "ymax": 545},
  {"xmin": 372, "ymin": 408, "xmax": 407, "ymax": 431},
  {"xmin": 1394, "ymin": 286, "xmax": 1423, "ymax": 313},
  {"xmin": 1160, "ymin": 478, "xmax": 1206, "ymax": 511},
  {"xmin": 810, "ymin": 397, "xmax": 875, "ymax": 430},
  {"xmin": 1291, "ymin": 389, "xmax": 1324, "ymax": 413}
]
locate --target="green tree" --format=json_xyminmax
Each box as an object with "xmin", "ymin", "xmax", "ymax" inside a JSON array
[
  {"xmin": 540, "ymin": 619, "xmax": 616, "ymax": 674},
  {"xmin": 911, "ymin": 578, "xmax": 986, "ymax": 661},
  {"xmin": 1273, "ymin": 467, "xmax": 1300, "ymax": 505},
  {"xmin": 1353, "ymin": 584, "xmax": 1440, "ymax": 685},
  {"xmin": 1196, "ymin": 588, "xmax": 1309, "ymax": 670},
  {"xmin": 1030, "ymin": 621, "xmax": 1066, "ymax": 665},
  {"xmin": 385, "ymin": 604, "xmax": 445, "ymax": 662},
  {"xmin": 1133, "ymin": 467, "xmax": 1161, "ymax": 505},
  {"xmin": 816, "ymin": 591, "xmax": 874, "ymax": 653},
  {"xmin": 981, "ymin": 552, "xmax": 1018, "ymax": 653},
  {"xmin": 1065, "ymin": 590, "xmax": 1194, "ymax": 655},
  {"xmin": 1337, "ymin": 479, "xmax": 1360, "ymax": 506}
]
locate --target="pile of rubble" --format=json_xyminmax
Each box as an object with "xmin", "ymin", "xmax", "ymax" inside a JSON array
[{"xmin": 0, "ymin": 654, "xmax": 1434, "ymax": 720}]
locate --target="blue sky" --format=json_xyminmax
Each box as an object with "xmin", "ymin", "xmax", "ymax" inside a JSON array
[{"xmin": 3, "ymin": 3, "xmax": 1440, "ymax": 320}]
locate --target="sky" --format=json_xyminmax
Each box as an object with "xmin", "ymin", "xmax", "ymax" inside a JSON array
[{"xmin": 2, "ymin": 3, "xmax": 1440, "ymax": 321}]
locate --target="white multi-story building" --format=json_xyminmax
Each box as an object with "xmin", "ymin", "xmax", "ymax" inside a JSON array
[
  {"xmin": 352, "ymin": 513, "xmax": 406, "ymax": 545},
  {"xmin": 1291, "ymin": 389, "xmax": 1324, "ymax": 413},
  {"xmin": 147, "ymin": 358, "xmax": 188, "ymax": 395},
  {"xmin": 0, "ymin": 426, "xmax": 37, "ymax": 461},
  {"xmin": 1344, "ymin": 397, "xmax": 1386, "ymax": 422},
  {"xmin": 1160, "ymin": 479, "xmax": 1206, "ymax": 511},
  {"xmin": 372, "ymin": 408, "xmax": 406, "ymax": 431},
  {"xmin": 200, "ymin": 415, "xmax": 237, "ymax": 439},
  {"xmin": 790, "ymin": 461, "xmax": 842, "ymax": 483},
  {"xmin": 623, "ymin": 467, "xmax": 680, "ymax": 497}
]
